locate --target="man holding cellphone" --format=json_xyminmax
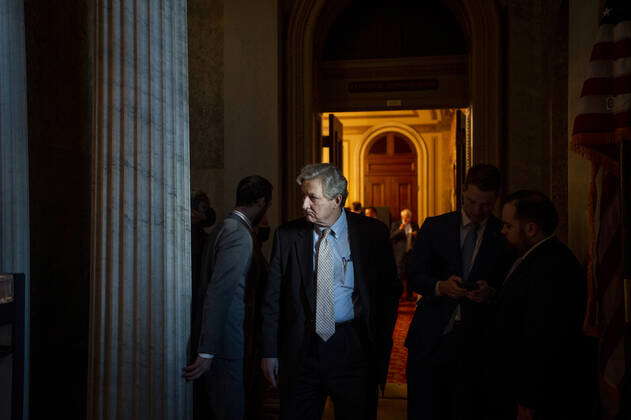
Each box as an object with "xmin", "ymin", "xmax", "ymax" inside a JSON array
[{"xmin": 405, "ymin": 164, "xmax": 514, "ymax": 420}]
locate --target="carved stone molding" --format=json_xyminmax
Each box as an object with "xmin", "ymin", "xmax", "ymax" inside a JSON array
[{"xmin": 89, "ymin": 1, "xmax": 192, "ymax": 418}]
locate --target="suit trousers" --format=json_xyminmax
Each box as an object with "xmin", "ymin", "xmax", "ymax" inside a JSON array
[
  {"xmin": 204, "ymin": 357, "xmax": 244, "ymax": 420},
  {"xmin": 407, "ymin": 325, "xmax": 487, "ymax": 420},
  {"xmin": 282, "ymin": 321, "xmax": 376, "ymax": 420}
]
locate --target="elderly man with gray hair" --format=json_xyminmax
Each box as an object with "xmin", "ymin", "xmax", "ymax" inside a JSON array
[{"xmin": 261, "ymin": 163, "xmax": 401, "ymax": 419}]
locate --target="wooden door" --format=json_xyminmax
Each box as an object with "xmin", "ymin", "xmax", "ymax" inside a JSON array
[
  {"xmin": 321, "ymin": 114, "xmax": 343, "ymax": 169},
  {"xmin": 329, "ymin": 114, "xmax": 343, "ymax": 169},
  {"xmin": 364, "ymin": 133, "xmax": 418, "ymax": 222}
]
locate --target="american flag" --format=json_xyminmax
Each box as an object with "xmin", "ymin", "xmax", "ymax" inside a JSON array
[{"xmin": 571, "ymin": 1, "xmax": 631, "ymax": 418}]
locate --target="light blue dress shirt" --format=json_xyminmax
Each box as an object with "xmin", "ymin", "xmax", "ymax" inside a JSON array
[{"xmin": 312, "ymin": 211, "xmax": 355, "ymax": 323}]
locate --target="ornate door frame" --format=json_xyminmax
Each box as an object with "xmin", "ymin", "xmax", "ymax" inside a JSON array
[{"xmin": 282, "ymin": 0, "xmax": 501, "ymax": 219}]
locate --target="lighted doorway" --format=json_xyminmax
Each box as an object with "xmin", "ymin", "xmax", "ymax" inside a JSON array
[
  {"xmin": 321, "ymin": 110, "xmax": 462, "ymax": 226},
  {"xmin": 364, "ymin": 132, "xmax": 418, "ymax": 223}
]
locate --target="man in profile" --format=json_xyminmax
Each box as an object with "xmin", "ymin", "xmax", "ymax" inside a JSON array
[
  {"xmin": 494, "ymin": 190, "xmax": 587, "ymax": 420},
  {"xmin": 184, "ymin": 175, "xmax": 273, "ymax": 420},
  {"xmin": 405, "ymin": 164, "xmax": 514, "ymax": 420},
  {"xmin": 261, "ymin": 163, "xmax": 400, "ymax": 419}
]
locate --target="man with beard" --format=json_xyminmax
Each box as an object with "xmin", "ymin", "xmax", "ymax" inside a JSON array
[
  {"xmin": 494, "ymin": 190, "xmax": 588, "ymax": 420},
  {"xmin": 261, "ymin": 163, "xmax": 400, "ymax": 419},
  {"xmin": 184, "ymin": 175, "xmax": 273, "ymax": 420}
]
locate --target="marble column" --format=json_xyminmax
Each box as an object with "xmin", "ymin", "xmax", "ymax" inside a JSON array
[
  {"xmin": 89, "ymin": 1, "xmax": 191, "ymax": 419},
  {"xmin": 0, "ymin": 0, "xmax": 30, "ymax": 416}
]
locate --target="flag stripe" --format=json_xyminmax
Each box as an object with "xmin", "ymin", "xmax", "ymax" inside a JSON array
[
  {"xmin": 581, "ymin": 77, "xmax": 614, "ymax": 96},
  {"xmin": 599, "ymin": 303, "xmax": 626, "ymax": 373},
  {"xmin": 595, "ymin": 232, "xmax": 622, "ymax": 300},
  {"xmin": 576, "ymin": 93, "xmax": 631, "ymax": 115},
  {"xmin": 587, "ymin": 57, "xmax": 631, "ymax": 80},
  {"xmin": 574, "ymin": 111, "xmax": 631, "ymax": 133},
  {"xmin": 580, "ymin": 75, "xmax": 631, "ymax": 96},
  {"xmin": 573, "ymin": 113, "xmax": 615, "ymax": 133},
  {"xmin": 591, "ymin": 39, "xmax": 631, "ymax": 61},
  {"xmin": 614, "ymin": 73, "xmax": 631, "ymax": 93},
  {"xmin": 613, "ymin": 20, "xmax": 631, "ymax": 41}
]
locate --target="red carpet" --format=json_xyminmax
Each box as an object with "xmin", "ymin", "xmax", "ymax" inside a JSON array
[{"xmin": 387, "ymin": 298, "xmax": 416, "ymax": 384}]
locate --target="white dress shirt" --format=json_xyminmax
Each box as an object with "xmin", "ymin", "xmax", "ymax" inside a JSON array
[{"xmin": 312, "ymin": 210, "xmax": 355, "ymax": 323}]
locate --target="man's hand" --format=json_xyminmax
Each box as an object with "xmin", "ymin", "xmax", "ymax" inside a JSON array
[
  {"xmin": 182, "ymin": 356, "xmax": 212, "ymax": 381},
  {"xmin": 437, "ymin": 275, "xmax": 466, "ymax": 299},
  {"xmin": 261, "ymin": 357, "xmax": 279, "ymax": 388},
  {"xmin": 517, "ymin": 404, "xmax": 534, "ymax": 420},
  {"xmin": 465, "ymin": 280, "xmax": 494, "ymax": 303}
]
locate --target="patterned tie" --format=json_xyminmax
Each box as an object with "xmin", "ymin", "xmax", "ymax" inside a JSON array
[
  {"xmin": 461, "ymin": 223, "xmax": 479, "ymax": 282},
  {"xmin": 315, "ymin": 228, "xmax": 335, "ymax": 341}
]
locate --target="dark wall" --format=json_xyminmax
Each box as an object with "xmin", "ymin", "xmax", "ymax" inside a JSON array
[
  {"xmin": 24, "ymin": 1, "xmax": 91, "ymax": 418},
  {"xmin": 188, "ymin": 0, "xmax": 224, "ymax": 172},
  {"xmin": 502, "ymin": 0, "xmax": 569, "ymax": 243},
  {"xmin": 322, "ymin": 0, "xmax": 466, "ymax": 61}
]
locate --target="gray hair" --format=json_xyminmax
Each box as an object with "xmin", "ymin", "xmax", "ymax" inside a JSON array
[
  {"xmin": 297, "ymin": 163, "xmax": 348, "ymax": 206},
  {"xmin": 401, "ymin": 208, "xmax": 412, "ymax": 218}
]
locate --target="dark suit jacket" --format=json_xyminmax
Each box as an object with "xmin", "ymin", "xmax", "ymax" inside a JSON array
[
  {"xmin": 261, "ymin": 210, "xmax": 401, "ymax": 390},
  {"xmin": 493, "ymin": 237, "xmax": 588, "ymax": 412},
  {"xmin": 405, "ymin": 211, "xmax": 513, "ymax": 356}
]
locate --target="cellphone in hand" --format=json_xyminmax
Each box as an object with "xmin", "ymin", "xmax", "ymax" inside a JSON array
[{"xmin": 462, "ymin": 281, "xmax": 478, "ymax": 291}]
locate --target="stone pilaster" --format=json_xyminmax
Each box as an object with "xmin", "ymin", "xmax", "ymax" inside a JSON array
[
  {"xmin": 0, "ymin": 2, "xmax": 30, "ymax": 283},
  {"xmin": 89, "ymin": 1, "xmax": 191, "ymax": 419},
  {"xmin": 0, "ymin": 1, "xmax": 30, "ymax": 415}
]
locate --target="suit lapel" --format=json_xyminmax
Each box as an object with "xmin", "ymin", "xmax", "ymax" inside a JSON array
[
  {"xmin": 501, "ymin": 237, "xmax": 554, "ymax": 295},
  {"xmin": 499, "ymin": 254, "xmax": 531, "ymax": 300},
  {"xmin": 295, "ymin": 224, "xmax": 315, "ymax": 311},
  {"xmin": 469, "ymin": 216, "xmax": 499, "ymax": 279},
  {"xmin": 347, "ymin": 212, "xmax": 369, "ymax": 316}
]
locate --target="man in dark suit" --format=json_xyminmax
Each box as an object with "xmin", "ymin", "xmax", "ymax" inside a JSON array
[
  {"xmin": 189, "ymin": 189, "xmax": 216, "ymax": 420},
  {"xmin": 494, "ymin": 190, "xmax": 587, "ymax": 420},
  {"xmin": 184, "ymin": 175, "xmax": 273, "ymax": 420},
  {"xmin": 405, "ymin": 164, "xmax": 514, "ymax": 420},
  {"xmin": 261, "ymin": 163, "xmax": 401, "ymax": 420},
  {"xmin": 390, "ymin": 208, "xmax": 420, "ymax": 301}
]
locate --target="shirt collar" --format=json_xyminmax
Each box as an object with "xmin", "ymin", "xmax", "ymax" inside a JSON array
[
  {"xmin": 461, "ymin": 209, "xmax": 488, "ymax": 229},
  {"xmin": 315, "ymin": 209, "xmax": 347, "ymax": 238},
  {"xmin": 520, "ymin": 234, "xmax": 555, "ymax": 261},
  {"xmin": 231, "ymin": 209, "xmax": 253, "ymax": 231}
]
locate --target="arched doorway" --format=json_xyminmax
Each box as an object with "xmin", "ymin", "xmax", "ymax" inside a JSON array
[
  {"xmin": 363, "ymin": 132, "xmax": 419, "ymax": 223},
  {"xmin": 282, "ymin": 0, "xmax": 501, "ymax": 220}
]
